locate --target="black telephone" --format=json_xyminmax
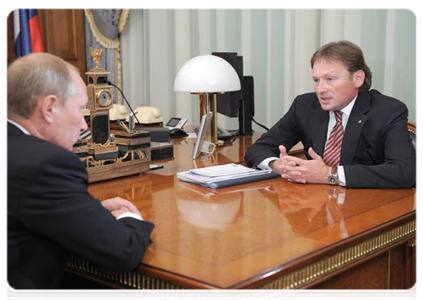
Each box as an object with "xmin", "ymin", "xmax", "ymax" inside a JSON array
[
  {"xmin": 193, "ymin": 126, "xmax": 237, "ymax": 140},
  {"xmin": 217, "ymin": 127, "xmax": 237, "ymax": 140},
  {"xmin": 170, "ymin": 128, "xmax": 188, "ymax": 138},
  {"xmin": 166, "ymin": 117, "xmax": 188, "ymax": 138}
]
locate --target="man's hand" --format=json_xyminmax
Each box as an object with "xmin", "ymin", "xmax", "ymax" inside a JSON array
[
  {"xmin": 110, "ymin": 206, "xmax": 130, "ymax": 218},
  {"xmin": 269, "ymin": 145, "xmax": 297, "ymax": 174},
  {"xmin": 101, "ymin": 197, "xmax": 142, "ymax": 219},
  {"xmin": 278, "ymin": 147, "xmax": 331, "ymax": 184}
]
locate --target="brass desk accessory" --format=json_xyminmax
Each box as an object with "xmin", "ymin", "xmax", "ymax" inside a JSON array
[{"xmin": 74, "ymin": 48, "xmax": 153, "ymax": 183}]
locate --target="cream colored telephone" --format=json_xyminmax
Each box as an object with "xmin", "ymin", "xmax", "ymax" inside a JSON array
[
  {"xmin": 84, "ymin": 104, "xmax": 128, "ymax": 121},
  {"xmin": 109, "ymin": 104, "xmax": 127, "ymax": 121},
  {"xmin": 126, "ymin": 106, "xmax": 163, "ymax": 124}
]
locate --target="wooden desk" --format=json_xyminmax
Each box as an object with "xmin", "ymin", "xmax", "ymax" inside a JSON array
[{"xmin": 65, "ymin": 133, "xmax": 416, "ymax": 289}]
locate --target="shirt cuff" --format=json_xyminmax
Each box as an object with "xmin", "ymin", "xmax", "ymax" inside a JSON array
[
  {"xmin": 257, "ymin": 157, "xmax": 279, "ymax": 170},
  {"xmin": 117, "ymin": 212, "xmax": 143, "ymax": 221},
  {"xmin": 338, "ymin": 166, "xmax": 346, "ymax": 186}
]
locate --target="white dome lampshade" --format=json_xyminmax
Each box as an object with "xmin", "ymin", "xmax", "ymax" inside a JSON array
[{"xmin": 174, "ymin": 55, "xmax": 241, "ymax": 93}]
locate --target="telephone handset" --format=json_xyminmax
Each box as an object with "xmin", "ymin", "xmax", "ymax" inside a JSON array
[
  {"xmin": 109, "ymin": 104, "xmax": 127, "ymax": 121},
  {"xmin": 126, "ymin": 107, "xmax": 164, "ymax": 124}
]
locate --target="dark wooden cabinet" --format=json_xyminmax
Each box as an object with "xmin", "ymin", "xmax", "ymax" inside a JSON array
[
  {"xmin": 6, "ymin": 12, "xmax": 15, "ymax": 66},
  {"xmin": 314, "ymin": 240, "xmax": 416, "ymax": 289},
  {"xmin": 7, "ymin": 9, "xmax": 86, "ymax": 83}
]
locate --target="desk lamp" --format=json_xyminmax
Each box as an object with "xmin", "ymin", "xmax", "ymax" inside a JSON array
[{"xmin": 174, "ymin": 55, "xmax": 241, "ymax": 144}]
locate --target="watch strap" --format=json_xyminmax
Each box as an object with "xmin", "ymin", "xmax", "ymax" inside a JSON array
[
  {"xmin": 331, "ymin": 166, "xmax": 338, "ymax": 175},
  {"xmin": 328, "ymin": 166, "xmax": 339, "ymax": 185}
]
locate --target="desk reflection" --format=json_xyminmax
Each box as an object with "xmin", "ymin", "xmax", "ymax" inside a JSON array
[
  {"xmin": 259, "ymin": 182, "xmax": 348, "ymax": 238},
  {"xmin": 176, "ymin": 182, "xmax": 243, "ymax": 230}
]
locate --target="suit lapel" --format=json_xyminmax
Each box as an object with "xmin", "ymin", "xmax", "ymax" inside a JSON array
[
  {"xmin": 341, "ymin": 92, "xmax": 370, "ymax": 165},
  {"xmin": 310, "ymin": 101, "xmax": 329, "ymax": 157}
]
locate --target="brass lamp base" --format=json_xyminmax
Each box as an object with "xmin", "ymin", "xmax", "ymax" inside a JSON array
[{"xmin": 198, "ymin": 93, "xmax": 218, "ymax": 145}]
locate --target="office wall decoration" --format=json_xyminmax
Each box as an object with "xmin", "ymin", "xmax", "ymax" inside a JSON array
[{"xmin": 84, "ymin": 9, "xmax": 130, "ymax": 105}]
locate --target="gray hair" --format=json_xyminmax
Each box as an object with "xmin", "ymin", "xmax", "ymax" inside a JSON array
[{"xmin": 8, "ymin": 53, "xmax": 79, "ymax": 118}]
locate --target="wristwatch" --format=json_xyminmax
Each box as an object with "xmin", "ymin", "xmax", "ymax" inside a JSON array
[{"xmin": 327, "ymin": 166, "xmax": 339, "ymax": 185}]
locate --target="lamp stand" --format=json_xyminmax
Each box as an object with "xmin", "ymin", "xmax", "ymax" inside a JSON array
[{"xmin": 198, "ymin": 93, "xmax": 218, "ymax": 145}]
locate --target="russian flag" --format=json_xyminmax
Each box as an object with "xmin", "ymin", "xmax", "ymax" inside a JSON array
[{"xmin": 13, "ymin": 9, "xmax": 44, "ymax": 58}]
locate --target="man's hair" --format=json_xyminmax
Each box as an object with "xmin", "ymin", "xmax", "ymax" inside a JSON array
[
  {"xmin": 310, "ymin": 40, "xmax": 372, "ymax": 91},
  {"xmin": 8, "ymin": 53, "xmax": 79, "ymax": 118}
]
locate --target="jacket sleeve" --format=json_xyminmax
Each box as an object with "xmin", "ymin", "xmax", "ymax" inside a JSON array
[
  {"xmin": 20, "ymin": 150, "xmax": 154, "ymax": 272},
  {"xmin": 244, "ymin": 97, "xmax": 303, "ymax": 167}
]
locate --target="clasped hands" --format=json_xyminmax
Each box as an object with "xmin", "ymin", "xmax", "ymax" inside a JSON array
[
  {"xmin": 101, "ymin": 197, "xmax": 142, "ymax": 219},
  {"xmin": 270, "ymin": 145, "xmax": 331, "ymax": 184}
]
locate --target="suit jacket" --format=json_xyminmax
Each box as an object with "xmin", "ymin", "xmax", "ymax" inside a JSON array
[
  {"xmin": 244, "ymin": 90, "xmax": 415, "ymax": 188},
  {"xmin": 8, "ymin": 123, "xmax": 154, "ymax": 289}
]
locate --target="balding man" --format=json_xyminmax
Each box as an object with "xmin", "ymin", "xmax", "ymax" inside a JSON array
[{"xmin": 8, "ymin": 53, "xmax": 154, "ymax": 289}]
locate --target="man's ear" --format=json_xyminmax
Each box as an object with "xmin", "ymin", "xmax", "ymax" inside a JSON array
[
  {"xmin": 353, "ymin": 70, "xmax": 365, "ymax": 88},
  {"xmin": 39, "ymin": 95, "xmax": 59, "ymax": 124}
]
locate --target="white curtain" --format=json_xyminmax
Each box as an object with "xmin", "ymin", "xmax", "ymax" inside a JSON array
[{"xmin": 121, "ymin": 9, "xmax": 416, "ymax": 131}]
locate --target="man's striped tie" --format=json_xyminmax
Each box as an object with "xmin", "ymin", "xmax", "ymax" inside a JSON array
[{"xmin": 323, "ymin": 111, "xmax": 344, "ymax": 167}]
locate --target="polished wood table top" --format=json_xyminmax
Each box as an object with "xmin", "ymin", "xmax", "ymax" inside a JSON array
[{"xmin": 85, "ymin": 133, "xmax": 416, "ymax": 289}]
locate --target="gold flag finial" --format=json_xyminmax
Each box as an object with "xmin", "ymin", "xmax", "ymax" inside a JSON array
[{"xmin": 90, "ymin": 47, "xmax": 103, "ymax": 69}]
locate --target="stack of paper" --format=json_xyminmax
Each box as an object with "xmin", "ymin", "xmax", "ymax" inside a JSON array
[{"xmin": 177, "ymin": 163, "xmax": 279, "ymax": 189}]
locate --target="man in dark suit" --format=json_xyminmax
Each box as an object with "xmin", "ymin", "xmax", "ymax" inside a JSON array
[
  {"xmin": 7, "ymin": 53, "xmax": 154, "ymax": 288},
  {"xmin": 245, "ymin": 41, "xmax": 415, "ymax": 189}
]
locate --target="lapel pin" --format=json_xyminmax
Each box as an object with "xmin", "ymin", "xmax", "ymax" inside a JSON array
[{"xmin": 358, "ymin": 120, "xmax": 362, "ymax": 124}]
